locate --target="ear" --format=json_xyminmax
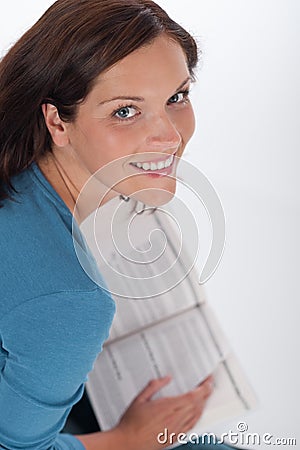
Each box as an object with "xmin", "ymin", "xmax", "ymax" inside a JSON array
[{"xmin": 41, "ymin": 103, "xmax": 70, "ymax": 147}]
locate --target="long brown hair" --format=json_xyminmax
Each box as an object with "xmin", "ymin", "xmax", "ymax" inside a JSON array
[{"xmin": 0, "ymin": 0, "xmax": 198, "ymax": 204}]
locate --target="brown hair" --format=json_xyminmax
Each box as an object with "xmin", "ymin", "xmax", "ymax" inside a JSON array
[{"xmin": 0, "ymin": 0, "xmax": 199, "ymax": 204}]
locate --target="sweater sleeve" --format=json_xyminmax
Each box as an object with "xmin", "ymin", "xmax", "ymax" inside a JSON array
[{"xmin": 0, "ymin": 289, "xmax": 115, "ymax": 449}]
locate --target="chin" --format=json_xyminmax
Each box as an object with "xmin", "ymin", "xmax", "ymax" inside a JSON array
[
  {"xmin": 116, "ymin": 175, "xmax": 177, "ymax": 207},
  {"xmin": 131, "ymin": 187, "xmax": 176, "ymax": 207}
]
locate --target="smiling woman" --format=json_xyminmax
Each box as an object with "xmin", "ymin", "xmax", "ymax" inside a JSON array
[
  {"xmin": 0, "ymin": 1, "xmax": 240, "ymax": 450},
  {"xmin": 40, "ymin": 35, "xmax": 195, "ymax": 210}
]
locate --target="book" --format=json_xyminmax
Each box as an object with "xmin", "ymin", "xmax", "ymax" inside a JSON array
[{"xmin": 79, "ymin": 196, "xmax": 257, "ymax": 447}]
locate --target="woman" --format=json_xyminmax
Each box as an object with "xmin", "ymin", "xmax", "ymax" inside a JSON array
[{"xmin": 0, "ymin": 1, "xmax": 240, "ymax": 449}]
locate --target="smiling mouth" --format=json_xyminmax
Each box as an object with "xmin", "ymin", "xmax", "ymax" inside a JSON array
[{"xmin": 130, "ymin": 153, "xmax": 175, "ymax": 172}]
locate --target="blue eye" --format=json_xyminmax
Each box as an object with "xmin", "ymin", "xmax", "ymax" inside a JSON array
[
  {"xmin": 168, "ymin": 90, "xmax": 189, "ymax": 104},
  {"xmin": 114, "ymin": 106, "xmax": 137, "ymax": 120}
]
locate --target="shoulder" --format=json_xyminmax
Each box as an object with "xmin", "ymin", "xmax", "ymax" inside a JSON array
[{"xmin": 0, "ymin": 165, "xmax": 108, "ymax": 315}]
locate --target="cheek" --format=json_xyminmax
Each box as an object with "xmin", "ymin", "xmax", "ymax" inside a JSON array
[
  {"xmin": 94, "ymin": 125, "xmax": 146, "ymax": 169},
  {"xmin": 74, "ymin": 124, "xmax": 135, "ymax": 173},
  {"xmin": 179, "ymin": 106, "xmax": 196, "ymax": 144}
]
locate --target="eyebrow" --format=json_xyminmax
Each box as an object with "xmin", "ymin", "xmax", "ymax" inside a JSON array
[{"xmin": 97, "ymin": 76, "xmax": 192, "ymax": 106}]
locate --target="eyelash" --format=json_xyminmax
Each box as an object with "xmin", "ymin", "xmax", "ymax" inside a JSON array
[
  {"xmin": 112, "ymin": 89, "xmax": 190, "ymax": 122},
  {"xmin": 168, "ymin": 89, "xmax": 190, "ymax": 105}
]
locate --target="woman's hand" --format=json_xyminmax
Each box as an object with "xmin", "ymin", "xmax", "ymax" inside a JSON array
[{"xmin": 114, "ymin": 374, "xmax": 214, "ymax": 450}]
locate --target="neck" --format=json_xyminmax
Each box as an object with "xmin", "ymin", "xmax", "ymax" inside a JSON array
[{"xmin": 37, "ymin": 150, "xmax": 118, "ymax": 224}]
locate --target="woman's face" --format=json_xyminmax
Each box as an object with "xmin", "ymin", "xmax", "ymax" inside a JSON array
[{"xmin": 66, "ymin": 34, "xmax": 195, "ymax": 206}]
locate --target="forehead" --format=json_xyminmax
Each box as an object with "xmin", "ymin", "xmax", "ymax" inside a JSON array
[{"xmin": 93, "ymin": 35, "xmax": 190, "ymax": 95}]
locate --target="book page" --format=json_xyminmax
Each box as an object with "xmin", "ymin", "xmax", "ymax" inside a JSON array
[
  {"xmin": 165, "ymin": 354, "xmax": 258, "ymax": 449},
  {"xmin": 80, "ymin": 197, "xmax": 207, "ymax": 340},
  {"xmin": 106, "ymin": 251, "xmax": 206, "ymax": 341},
  {"xmin": 87, "ymin": 304, "xmax": 232, "ymax": 431},
  {"xmin": 82, "ymin": 197, "xmax": 257, "ymax": 442}
]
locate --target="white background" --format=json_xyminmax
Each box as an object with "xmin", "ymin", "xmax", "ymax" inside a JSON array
[{"xmin": 1, "ymin": 1, "xmax": 299, "ymax": 448}]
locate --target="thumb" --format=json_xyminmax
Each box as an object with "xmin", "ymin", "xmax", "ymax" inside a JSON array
[{"xmin": 134, "ymin": 376, "xmax": 172, "ymax": 404}]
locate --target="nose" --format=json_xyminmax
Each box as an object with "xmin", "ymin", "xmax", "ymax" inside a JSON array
[{"xmin": 146, "ymin": 113, "xmax": 181, "ymax": 150}]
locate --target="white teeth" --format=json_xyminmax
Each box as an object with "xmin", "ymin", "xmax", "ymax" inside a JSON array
[{"xmin": 133, "ymin": 154, "xmax": 174, "ymax": 171}]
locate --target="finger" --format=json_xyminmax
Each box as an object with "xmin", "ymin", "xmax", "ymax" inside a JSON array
[
  {"xmin": 167, "ymin": 381, "xmax": 212, "ymax": 411},
  {"xmin": 195, "ymin": 376, "xmax": 214, "ymax": 398},
  {"xmin": 167, "ymin": 406, "xmax": 202, "ymax": 436},
  {"xmin": 181, "ymin": 413, "xmax": 202, "ymax": 434},
  {"xmin": 180, "ymin": 401, "xmax": 209, "ymax": 432},
  {"xmin": 197, "ymin": 374, "xmax": 214, "ymax": 388},
  {"xmin": 134, "ymin": 375, "xmax": 172, "ymax": 404}
]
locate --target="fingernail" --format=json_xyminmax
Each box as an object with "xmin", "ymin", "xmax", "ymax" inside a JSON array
[{"xmin": 208, "ymin": 380, "xmax": 214, "ymax": 390}]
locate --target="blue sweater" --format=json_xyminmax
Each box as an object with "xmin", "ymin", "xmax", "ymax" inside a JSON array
[{"xmin": 0, "ymin": 163, "xmax": 116, "ymax": 449}]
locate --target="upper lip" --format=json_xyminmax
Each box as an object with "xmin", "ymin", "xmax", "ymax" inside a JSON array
[{"xmin": 130, "ymin": 150, "xmax": 177, "ymax": 165}]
